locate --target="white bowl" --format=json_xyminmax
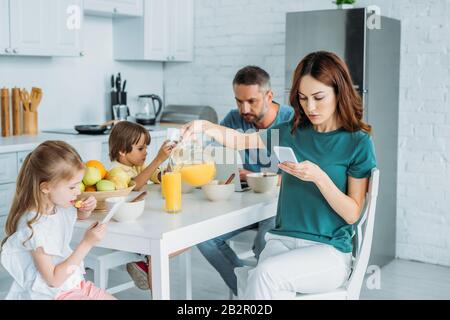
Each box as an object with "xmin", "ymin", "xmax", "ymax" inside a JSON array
[
  {"xmin": 105, "ymin": 196, "xmax": 145, "ymax": 222},
  {"xmin": 246, "ymin": 172, "xmax": 278, "ymax": 193},
  {"xmin": 202, "ymin": 180, "xmax": 235, "ymax": 202}
]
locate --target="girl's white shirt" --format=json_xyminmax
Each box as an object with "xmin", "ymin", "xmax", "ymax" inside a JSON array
[{"xmin": 0, "ymin": 207, "xmax": 85, "ymax": 300}]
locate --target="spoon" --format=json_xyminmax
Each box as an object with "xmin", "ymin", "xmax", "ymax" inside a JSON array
[
  {"xmin": 129, "ymin": 191, "xmax": 147, "ymax": 203},
  {"xmin": 223, "ymin": 173, "xmax": 236, "ymax": 185}
]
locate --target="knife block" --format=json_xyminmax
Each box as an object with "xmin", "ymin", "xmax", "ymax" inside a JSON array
[{"xmin": 23, "ymin": 110, "xmax": 38, "ymax": 135}]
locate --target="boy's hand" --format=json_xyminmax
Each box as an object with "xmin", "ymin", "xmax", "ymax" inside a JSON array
[{"xmin": 157, "ymin": 140, "xmax": 177, "ymax": 162}]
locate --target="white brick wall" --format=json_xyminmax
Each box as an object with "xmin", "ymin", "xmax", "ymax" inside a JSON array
[{"xmin": 164, "ymin": 0, "xmax": 450, "ymax": 266}]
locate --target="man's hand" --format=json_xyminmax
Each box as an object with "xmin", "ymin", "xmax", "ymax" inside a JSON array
[
  {"xmin": 239, "ymin": 169, "xmax": 253, "ymax": 182},
  {"xmin": 180, "ymin": 120, "xmax": 213, "ymax": 140}
]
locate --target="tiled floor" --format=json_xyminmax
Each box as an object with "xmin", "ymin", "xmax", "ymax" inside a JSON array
[{"xmin": 1, "ymin": 247, "xmax": 450, "ymax": 300}]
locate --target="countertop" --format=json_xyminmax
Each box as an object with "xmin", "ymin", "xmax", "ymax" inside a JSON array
[{"xmin": 0, "ymin": 127, "xmax": 168, "ymax": 154}]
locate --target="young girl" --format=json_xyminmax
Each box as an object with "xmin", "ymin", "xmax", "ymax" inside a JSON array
[
  {"xmin": 182, "ymin": 51, "xmax": 377, "ymax": 299},
  {"xmin": 0, "ymin": 141, "xmax": 115, "ymax": 300}
]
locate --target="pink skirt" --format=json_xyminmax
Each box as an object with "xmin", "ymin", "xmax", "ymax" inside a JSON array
[{"xmin": 55, "ymin": 281, "xmax": 115, "ymax": 300}]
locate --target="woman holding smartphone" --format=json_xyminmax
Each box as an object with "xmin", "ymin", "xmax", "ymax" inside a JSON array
[{"xmin": 181, "ymin": 51, "xmax": 376, "ymax": 299}]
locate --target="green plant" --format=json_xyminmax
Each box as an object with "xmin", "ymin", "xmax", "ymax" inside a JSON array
[{"xmin": 335, "ymin": 0, "xmax": 356, "ymax": 4}]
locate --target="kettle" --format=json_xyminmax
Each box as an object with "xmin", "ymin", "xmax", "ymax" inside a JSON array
[{"xmin": 136, "ymin": 94, "xmax": 163, "ymax": 126}]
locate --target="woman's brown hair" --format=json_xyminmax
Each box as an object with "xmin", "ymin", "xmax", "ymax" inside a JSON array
[
  {"xmin": 289, "ymin": 51, "xmax": 371, "ymax": 134},
  {"xmin": 109, "ymin": 121, "xmax": 151, "ymax": 161},
  {"xmin": 1, "ymin": 141, "xmax": 84, "ymax": 248}
]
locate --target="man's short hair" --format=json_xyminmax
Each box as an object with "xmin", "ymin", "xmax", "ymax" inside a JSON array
[{"xmin": 233, "ymin": 66, "xmax": 271, "ymax": 92}]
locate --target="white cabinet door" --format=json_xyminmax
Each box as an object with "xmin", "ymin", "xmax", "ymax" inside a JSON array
[
  {"xmin": 101, "ymin": 142, "xmax": 112, "ymax": 169},
  {"xmin": 0, "ymin": 183, "xmax": 15, "ymax": 217},
  {"xmin": 113, "ymin": 0, "xmax": 193, "ymax": 62},
  {"xmin": 143, "ymin": 0, "xmax": 169, "ymax": 61},
  {"xmin": 169, "ymin": 0, "xmax": 193, "ymax": 62},
  {"xmin": 0, "ymin": 0, "xmax": 10, "ymax": 55},
  {"xmin": 17, "ymin": 150, "xmax": 32, "ymax": 172},
  {"xmin": 85, "ymin": 0, "xmax": 143, "ymax": 17},
  {"xmin": 0, "ymin": 153, "xmax": 17, "ymax": 184},
  {"xmin": 9, "ymin": 0, "xmax": 52, "ymax": 56},
  {"xmin": 50, "ymin": 0, "xmax": 84, "ymax": 57}
]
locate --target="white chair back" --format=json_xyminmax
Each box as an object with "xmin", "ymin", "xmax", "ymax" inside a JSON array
[{"xmin": 346, "ymin": 168, "xmax": 380, "ymax": 299}]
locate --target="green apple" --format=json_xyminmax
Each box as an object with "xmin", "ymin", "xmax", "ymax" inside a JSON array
[
  {"xmin": 107, "ymin": 167, "xmax": 131, "ymax": 186},
  {"xmin": 83, "ymin": 167, "xmax": 102, "ymax": 187},
  {"xmin": 96, "ymin": 180, "xmax": 116, "ymax": 192}
]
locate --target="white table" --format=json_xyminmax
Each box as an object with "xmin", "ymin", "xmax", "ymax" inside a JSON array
[{"xmin": 73, "ymin": 185, "xmax": 279, "ymax": 300}]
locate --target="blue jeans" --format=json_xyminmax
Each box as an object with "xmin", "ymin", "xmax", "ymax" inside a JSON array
[{"xmin": 197, "ymin": 216, "xmax": 276, "ymax": 296}]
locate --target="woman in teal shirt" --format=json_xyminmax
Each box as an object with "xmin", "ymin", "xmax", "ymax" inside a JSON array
[{"xmin": 182, "ymin": 51, "xmax": 376, "ymax": 299}]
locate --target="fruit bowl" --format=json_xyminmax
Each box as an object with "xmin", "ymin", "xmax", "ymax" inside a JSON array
[{"xmin": 78, "ymin": 182, "xmax": 136, "ymax": 212}]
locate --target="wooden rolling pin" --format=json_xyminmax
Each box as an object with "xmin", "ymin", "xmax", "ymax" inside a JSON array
[
  {"xmin": 1, "ymin": 88, "xmax": 11, "ymax": 137},
  {"xmin": 12, "ymin": 88, "xmax": 21, "ymax": 135}
]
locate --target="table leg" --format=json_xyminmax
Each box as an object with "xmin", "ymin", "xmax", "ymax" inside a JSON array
[{"xmin": 151, "ymin": 240, "xmax": 170, "ymax": 300}]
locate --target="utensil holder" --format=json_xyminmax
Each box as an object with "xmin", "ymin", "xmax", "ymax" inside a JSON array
[
  {"xmin": 110, "ymin": 91, "xmax": 127, "ymax": 119},
  {"xmin": 23, "ymin": 110, "xmax": 38, "ymax": 135}
]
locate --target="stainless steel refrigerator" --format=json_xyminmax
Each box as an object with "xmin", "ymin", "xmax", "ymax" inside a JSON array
[{"xmin": 285, "ymin": 8, "xmax": 401, "ymax": 267}]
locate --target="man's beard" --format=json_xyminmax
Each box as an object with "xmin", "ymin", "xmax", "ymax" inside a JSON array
[{"xmin": 241, "ymin": 102, "xmax": 269, "ymax": 125}]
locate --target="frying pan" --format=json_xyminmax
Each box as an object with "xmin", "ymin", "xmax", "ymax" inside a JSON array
[{"xmin": 74, "ymin": 120, "xmax": 116, "ymax": 135}]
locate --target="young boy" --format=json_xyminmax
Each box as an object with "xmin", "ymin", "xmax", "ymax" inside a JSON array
[
  {"xmin": 109, "ymin": 121, "xmax": 174, "ymax": 190},
  {"xmin": 109, "ymin": 121, "xmax": 180, "ymax": 290}
]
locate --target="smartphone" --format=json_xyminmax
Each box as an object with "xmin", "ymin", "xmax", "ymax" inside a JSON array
[{"xmin": 273, "ymin": 146, "xmax": 298, "ymax": 164}]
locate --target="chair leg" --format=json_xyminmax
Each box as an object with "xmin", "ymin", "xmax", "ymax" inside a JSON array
[
  {"xmin": 99, "ymin": 265, "xmax": 108, "ymax": 290},
  {"xmin": 183, "ymin": 250, "xmax": 192, "ymax": 300}
]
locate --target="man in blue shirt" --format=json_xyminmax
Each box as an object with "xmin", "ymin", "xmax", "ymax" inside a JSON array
[{"xmin": 197, "ymin": 66, "xmax": 294, "ymax": 296}]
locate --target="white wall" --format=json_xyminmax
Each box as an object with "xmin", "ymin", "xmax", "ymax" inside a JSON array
[
  {"xmin": 0, "ymin": 16, "xmax": 164, "ymax": 130},
  {"xmin": 164, "ymin": 0, "xmax": 336, "ymax": 120},
  {"xmin": 164, "ymin": 0, "xmax": 450, "ymax": 266}
]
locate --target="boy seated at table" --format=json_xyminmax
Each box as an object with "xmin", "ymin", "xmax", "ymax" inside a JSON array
[
  {"xmin": 108, "ymin": 121, "xmax": 186, "ymax": 291},
  {"xmin": 108, "ymin": 121, "xmax": 173, "ymax": 190}
]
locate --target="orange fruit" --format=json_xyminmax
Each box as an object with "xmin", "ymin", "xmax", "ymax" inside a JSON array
[
  {"xmin": 86, "ymin": 160, "xmax": 107, "ymax": 179},
  {"xmin": 85, "ymin": 185, "xmax": 97, "ymax": 192}
]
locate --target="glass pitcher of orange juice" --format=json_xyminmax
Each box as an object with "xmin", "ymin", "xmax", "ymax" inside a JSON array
[
  {"xmin": 169, "ymin": 138, "xmax": 216, "ymax": 187},
  {"xmin": 161, "ymin": 172, "xmax": 182, "ymax": 213}
]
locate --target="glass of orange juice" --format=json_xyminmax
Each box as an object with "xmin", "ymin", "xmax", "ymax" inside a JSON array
[{"xmin": 161, "ymin": 172, "xmax": 182, "ymax": 213}]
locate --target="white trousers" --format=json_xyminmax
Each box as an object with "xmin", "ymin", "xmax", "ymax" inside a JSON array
[{"xmin": 241, "ymin": 233, "xmax": 352, "ymax": 300}]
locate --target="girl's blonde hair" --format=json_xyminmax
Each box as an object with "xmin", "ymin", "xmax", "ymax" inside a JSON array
[{"xmin": 1, "ymin": 141, "xmax": 84, "ymax": 248}]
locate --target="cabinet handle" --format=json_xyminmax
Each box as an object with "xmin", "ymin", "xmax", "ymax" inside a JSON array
[
  {"xmin": 79, "ymin": 51, "xmax": 85, "ymax": 57},
  {"xmin": 4, "ymin": 48, "xmax": 11, "ymax": 54},
  {"xmin": 113, "ymin": 7, "xmax": 118, "ymax": 14},
  {"xmin": 12, "ymin": 48, "xmax": 19, "ymax": 54}
]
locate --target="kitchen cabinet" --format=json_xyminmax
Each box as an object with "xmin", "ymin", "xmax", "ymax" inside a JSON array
[
  {"xmin": 50, "ymin": 0, "xmax": 85, "ymax": 57},
  {"xmin": 84, "ymin": 0, "xmax": 143, "ymax": 17},
  {"xmin": 0, "ymin": 153, "xmax": 18, "ymax": 218},
  {"xmin": 0, "ymin": 184, "xmax": 15, "ymax": 217},
  {"xmin": 113, "ymin": 0, "xmax": 193, "ymax": 62},
  {"xmin": 0, "ymin": 153, "xmax": 17, "ymax": 184},
  {"xmin": 0, "ymin": 0, "xmax": 83, "ymax": 57},
  {"xmin": 0, "ymin": 0, "xmax": 10, "ymax": 54}
]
